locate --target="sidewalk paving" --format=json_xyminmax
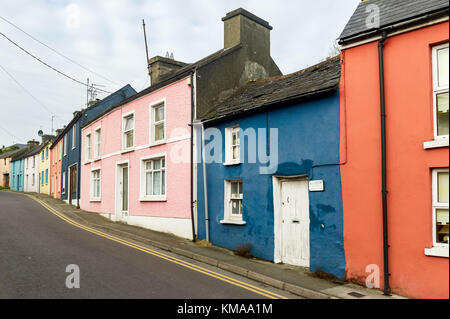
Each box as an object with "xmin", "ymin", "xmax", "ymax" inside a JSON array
[{"xmin": 20, "ymin": 191, "xmax": 405, "ymax": 299}]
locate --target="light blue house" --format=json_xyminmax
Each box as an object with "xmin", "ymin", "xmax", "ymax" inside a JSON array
[
  {"xmin": 10, "ymin": 141, "xmax": 40, "ymax": 191},
  {"xmin": 196, "ymin": 56, "xmax": 346, "ymax": 278}
]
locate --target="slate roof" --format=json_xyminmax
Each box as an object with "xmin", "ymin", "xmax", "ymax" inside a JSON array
[
  {"xmin": 203, "ymin": 55, "xmax": 341, "ymax": 122},
  {"xmin": 339, "ymin": 0, "xmax": 449, "ymax": 43},
  {"xmin": 82, "ymin": 44, "xmax": 243, "ymax": 129}
]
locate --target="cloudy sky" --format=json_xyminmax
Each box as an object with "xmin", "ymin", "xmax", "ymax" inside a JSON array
[{"xmin": 0, "ymin": 0, "xmax": 359, "ymax": 147}]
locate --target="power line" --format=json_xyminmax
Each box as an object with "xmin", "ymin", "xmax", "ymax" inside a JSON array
[
  {"xmin": 0, "ymin": 15, "xmax": 120, "ymax": 86},
  {"xmin": 0, "ymin": 63, "xmax": 62, "ymax": 121},
  {"xmin": 0, "ymin": 30, "xmax": 112, "ymax": 94},
  {"xmin": 0, "ymin": 124, "xmax": 25, "ymax": 143}
]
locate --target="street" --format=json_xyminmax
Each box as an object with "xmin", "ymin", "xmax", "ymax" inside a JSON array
[{"xmin": 0, "ymin": 191, "xmax": 292, "ymax": 299}]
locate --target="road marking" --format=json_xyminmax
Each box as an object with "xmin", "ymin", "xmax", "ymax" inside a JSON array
[{"xmin": 27, "ymin": 195, "xmax": 288, "ymax": 299}]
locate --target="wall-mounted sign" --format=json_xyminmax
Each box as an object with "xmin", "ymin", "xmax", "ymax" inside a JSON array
[{"xmin": 309, "ymin": 180, "xmax": 324, "ymax": 192}]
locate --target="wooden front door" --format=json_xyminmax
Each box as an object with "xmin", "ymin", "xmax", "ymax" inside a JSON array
[{"xmin": 69, "ymin": 164, "xmax": 77, "ymax": 205}]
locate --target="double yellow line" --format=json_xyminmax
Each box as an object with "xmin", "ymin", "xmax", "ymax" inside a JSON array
[{"xmin": 27, "ymin": 195, "xmax": 288, "ymax": 299}]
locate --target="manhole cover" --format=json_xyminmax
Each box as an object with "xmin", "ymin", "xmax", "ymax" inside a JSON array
[{"xmin": 348, "ymin": 292, "xmax": 365, "ymax": 298}]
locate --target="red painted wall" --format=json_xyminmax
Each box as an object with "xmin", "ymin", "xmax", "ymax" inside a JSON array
[{"xmin": 340, "ymin": 21, "xmax": 449, "ymax": 299}]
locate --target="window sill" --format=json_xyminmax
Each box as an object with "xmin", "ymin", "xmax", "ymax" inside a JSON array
[
  {"xmin": 220, "ymin": 220, "xmax": 246, "ymax": 225},
  {"xmin": 423, "ymin": 138, "xmax": 449, "ymax": 149},
  {"xmin": 140, "ymin": 196, "xmax": 166, "ymax": 202},
  {"xmin": 224, "ymin": 161, "xmax": 241, "ymax": 166},
  {"xmin": 90, "ymin": 198, "xmax": 101, "ymax": 202},
  {"xmin": 121, "ymin": 148, "xmax": 135, "ymax": 154},
  {"xmin": 150, "ymin": 140, "xmax": 166, "ymax": 147},
  {"xmin": 424, "ymin": 246, "xmax": 449, "ymax": 258}
]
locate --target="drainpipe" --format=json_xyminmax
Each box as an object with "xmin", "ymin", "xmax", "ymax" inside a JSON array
[
  {"xmin": 201, "ymin": 123, "xmax": 210, "ymax": 242},
  {"xmin": 378, "ymin": 31, "xmax": 391, "ymax": 296},
  {"xmin": 189, "ymin": 71, "xmax": 197, "ymax": 242}
]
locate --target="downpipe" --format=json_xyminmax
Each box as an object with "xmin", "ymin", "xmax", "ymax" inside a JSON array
[{"xmin": 378, "ymin": 31, "xmax": 391, "ymax": 296}]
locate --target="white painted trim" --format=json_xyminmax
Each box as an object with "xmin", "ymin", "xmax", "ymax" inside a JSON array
[
  {"xmin": 431, "ymin": 168, "xmax": 449, "ymax": 249},
  {"xmin": 220, "ymin": 220, "xmax": 246, "ymax": 225},
  {"xmin": 223, "ymin": 179, "xmax": 244, "ymax": 223},
  {"xmin": 93, "ymin": 126, "xmax": 102, "ymax": 160},
  {"xmin": 432, "ymin": 43, "xmax": 449, "ymax": 140},
  {"xmin": 85, "ymin": 132, "xmax": 92, "ymax": 162},
  {"xmin": 425, "ymin": 246, "xmax": 449, "ymax": 258},
  {"xmin": 122, "ymin": 111, "xmax": 135, "ymax": 151},
  {"xmin": 115, "ymin": 160, "xmax": 130, "ymax": 221},
  {"xmin": 224, "ymin": 125, "xmax": 241, "ymax": 166},
  {"xmin": 424, "ymin": 138, "xmax": 449, "ymax": 149}
]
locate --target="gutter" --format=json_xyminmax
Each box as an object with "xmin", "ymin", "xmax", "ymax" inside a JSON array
[{"xmin": 378, "ymin": 31, "xmax": 391, "ymax": 297}]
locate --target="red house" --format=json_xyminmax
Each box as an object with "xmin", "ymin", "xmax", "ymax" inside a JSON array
[{"xmin": 338, "ymin": 0, "xmax": 449, "ymax": 298}]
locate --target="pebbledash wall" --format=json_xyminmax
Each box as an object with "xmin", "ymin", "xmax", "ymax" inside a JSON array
[
  {"xmin": 340, "ymin": 21, "xmax": 449, "ymax": 298},
  {"xmin": 80, "ymin": 77, "xmax": 193, "ymax": 239},
  {"xmin": 196, "ymin": 92, "xmax": 346, "ymax": 278},
  {"xmin": 23, "ymin": 153, "xmax": 39, "ymax": 193}
]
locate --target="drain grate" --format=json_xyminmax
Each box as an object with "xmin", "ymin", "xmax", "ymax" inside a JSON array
[{"xmin": 348, "ymin": 292, "xmax": 365, "ymax": 298}]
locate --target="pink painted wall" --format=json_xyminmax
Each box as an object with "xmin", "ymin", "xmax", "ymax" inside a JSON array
[
  {"xmin": 50, "ymin": 138, "xmax": 63, "ymax": 198},
  {"xmin": 80, "ymin": 77, "xmax": 192, "ymax": 226}
]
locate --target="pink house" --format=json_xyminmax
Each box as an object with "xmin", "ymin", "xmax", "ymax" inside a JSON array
[{"xmin": 80, "ymin": 77, "xmax": 193, "ymax": 239}]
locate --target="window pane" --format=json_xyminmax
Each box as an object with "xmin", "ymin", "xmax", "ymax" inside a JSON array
[
  {"xmin": 155, "ymin": 124, "xmax": 164, "ymax": 141},
  {"xmin": 437, "ymin": 47, "xmax": 449, "ymax": 88},
  {"xmin": 145, "ymin": 161, "xmax": 152, "ymax": 170},
  {"xmin": 146, "ymin": 172, "xmax": 152, "ymax": 195},
  {"xmin": 126, "ymin": 131, "xmax": 133, "ymax": 147},
  {"xmin": 154, "ymin": 159, "xmax": 161, "ymax": 170},
  {"xmin": 155, "ymin": 105, "xmax": 164, "ymax": 122},
  {"xmin": 232, "ymin": 145, "xmax": 240, "ymax": 160},
  {"xmin": 162, "ymin": 158, "xmax": 165, "ymax": 168},
  {"xmin": 125, "ymin": 116, "xmax": 134, "ymax": 131},
  {"xmin": 96, "ymin": 179, "xmax": 100, "ymax": 197},
  {"xmin": 231, "ymin": 182, "xmax": 238, "ymax": 197},
  {"xmin": 231, "ymin": 199, "xmax": 241, "ymax": 215},
  {"xmin": 437, "ymin": 92, "xmax": 449, "ymax": 136},
  {"xmin": 161, "ymin": 170, "xmax": 165, "ymax": 195},
  {"xmin": 436, "ymin": 209, "xmax": 449, "ymax": 244},
  {"xmin": 438, "ymin": 172, "xmax": 449, "ymax": 203},
  {"xmin": 153, "ymin": 171, "xmax": 161, "ymax": 195}
]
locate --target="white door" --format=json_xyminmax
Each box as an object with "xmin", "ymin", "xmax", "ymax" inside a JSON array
[
  {"xmin": 280, "ymin": 180, "xmax": 310, "ymax": 267},
  {"xmin": 116, "ymin": 164, "xmax": 129, "ymax": 221}
]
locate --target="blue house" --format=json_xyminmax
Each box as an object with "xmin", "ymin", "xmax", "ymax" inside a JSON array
[
  {"xmin": 10, "ymin": 141, "xmax": 40, "ymax": 191},
  {"xmin": 52, "ymin": 84, "xmax": 136, "ymax": 206},
  {"xmin": 196, "ymin": 56, "xmax": 346, "ymax": 278}
]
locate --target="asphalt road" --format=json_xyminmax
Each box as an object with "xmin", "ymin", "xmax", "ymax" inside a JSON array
[{"xmin": 0, "ymin": 191, "xmax": 294, "ymax": 299}]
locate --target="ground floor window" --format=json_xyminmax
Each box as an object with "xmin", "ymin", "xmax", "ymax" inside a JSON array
[
  {"xmin": 433, "ymin": 169, "xmax": 449, "ymax": 246},
  {"xmin": 222, "ymin": 180, "xmax": 244, "ymax": 224},
  {"xmin": 141, "ymin": 156, "xmax": 166, "ymax": 200},
  {"xmin": 90, "ymin": 169, "xmax": 101, "ymax": 201}
]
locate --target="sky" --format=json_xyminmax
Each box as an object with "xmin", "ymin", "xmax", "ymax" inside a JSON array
[{"xmin": 0, "ymin": 0, "xmax": 360, "ymax": 147}]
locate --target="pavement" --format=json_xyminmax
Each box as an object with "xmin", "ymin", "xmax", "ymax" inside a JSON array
[{"xmin": 1, "ymin": 190, "xmax": 406, "ymax": 299}]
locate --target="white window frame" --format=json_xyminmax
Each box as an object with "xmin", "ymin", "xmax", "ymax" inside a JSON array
[
  {"xmin": 85, "ymin": 133, "xmax": 92, "ymax": 161},
  {"xmin": 221, "ymin": 179, "xmax": 245, "ymax": 225},
  {"xmin": 64, "ymin": 135, "xmax": 67, "ymax": 156},
  {"xmin": 140, "ymin": 153, "xmax": 166, "ymax": 201},
  {"xmin": 62, "ymin": 171, "xmax": 66, "ymax": 194},
  {"xmin": 122, "ymin": 112, "xmax": 135, "ymax": 151},
  {"xmin": 94, "ymin": 127, "xmax": 101, "ymax": 159},
  {"xmin": 90, "ymin": 168, "xmax": 101, "ymax": 202},
  {"xmin": 225, "ymin": 126, "xmax": 241, "ymax": 165},
  {"xmin": 72, "ymin": 123, "xmax": 76, "ymax": 149},
  {"xmin": 426, "ymin": 168, "xmax": 449, "ymax": 258},
  {"xmin": 432, "ymin": 43, "xmax": 449, "ymax": 140},
  {"xmin": 149, "ymin": 99, "xmax": 166, "ymax": 146}
]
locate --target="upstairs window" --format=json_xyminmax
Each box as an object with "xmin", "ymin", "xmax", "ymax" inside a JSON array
[
  {"xmin": 94, "ymin": 128, "xmax": 101, "ymax": 159},
  {"xmin": 46, "ymin": 147, "xmax": 49, "ymax": 159},
  {"xmin": 151, "ymin": 103, "xmax": 165, "ymax": 144},
  {"xmin": 72, "ymin": 124, "xmax": 76, "ymax": 149},
  {"xmin": 225, "ymin": 126, "xmax": 240, "ymax": 165},
  {"xmin": 122, "ymin": 113, "xmax": 134, "ymax": 150},
  {"xmin": 432, "ymin": 43, "xmax": 449, "ymax": 138},
  {"xmin": 85, "ymin": 133, "xmax": 91, "ymax": 161},
  {"xmin": 64, "ymin": 135, "xmax": 67, "ymax": 156}
]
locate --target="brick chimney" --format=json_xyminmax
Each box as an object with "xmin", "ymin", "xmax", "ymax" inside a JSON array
[
  {"xmin": 27, "ymin": 140, "xmax": 39, "ymax": 147},
  {"xmin": 222, "ymin": 8, "xmax": 272, "ymax": 57},
  {"xmin": 148, "ymin": 56, "xmax": 187, "ymax": 85}
]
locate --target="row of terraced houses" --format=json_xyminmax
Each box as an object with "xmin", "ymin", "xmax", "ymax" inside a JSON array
[{"xmin": 2, "ymin": 2, "xmax": 448, "ymax": 298}]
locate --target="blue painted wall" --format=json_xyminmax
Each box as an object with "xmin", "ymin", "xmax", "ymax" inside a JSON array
[
  {"xmin": 10, "ymin": 159, "xmax": 24, "ymax": 191},
  {"xmin": 60, "ymin": 85, "xmax": 136, "ymax": 201},
  {"xmin": 196, "ymin": 92, "xmax": 346, "ymax": 278}
]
